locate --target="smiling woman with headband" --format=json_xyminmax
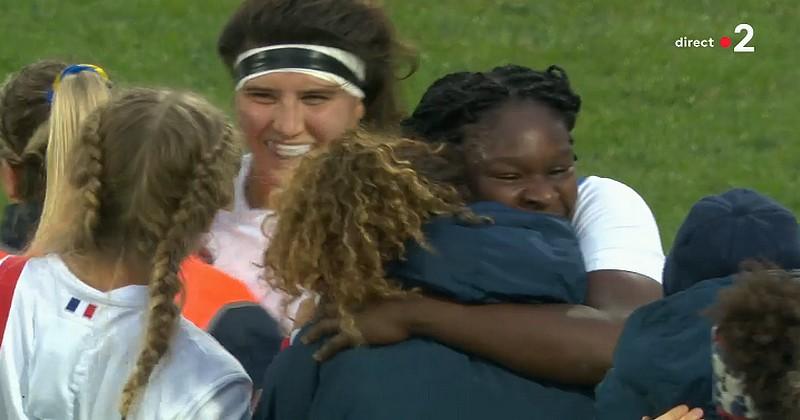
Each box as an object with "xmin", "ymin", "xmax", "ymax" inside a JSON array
[{"xmin": 208, "ymin": 0, "xmax": 417, "ymax": 330}]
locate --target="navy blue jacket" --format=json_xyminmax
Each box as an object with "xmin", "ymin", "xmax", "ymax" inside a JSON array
[
  {"xmin": 595, "ymin": 276, "xmax": 735, "ymax": 419},
  {"xmin": 595, "ymin": 189, "xmax": 800, "ymax": 420},
  {"xmin": 259, "ymin": 202, "xmax": 593, "ymax": 420}
]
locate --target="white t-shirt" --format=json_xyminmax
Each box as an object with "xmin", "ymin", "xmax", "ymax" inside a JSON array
[
  {"xmin": 206, "ymin": 154, "xmax": 296, "ymax": 330},
  {"xmin": 0, "ymin": 255, "xmax": 252, "ymax": 420},
  {"xmin": 572, "ymin": 176, "xmax": 665, "ymax": 282}
]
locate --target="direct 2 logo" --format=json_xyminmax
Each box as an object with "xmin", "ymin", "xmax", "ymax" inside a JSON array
[{"xmin": 674, "ymin": 23, "xmax": 755, "ymax": 52}]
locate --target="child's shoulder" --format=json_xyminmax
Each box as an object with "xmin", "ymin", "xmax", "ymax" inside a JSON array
[{"xmin": 8, "ymin": 255, "xmax": 67, "ymax": 299}]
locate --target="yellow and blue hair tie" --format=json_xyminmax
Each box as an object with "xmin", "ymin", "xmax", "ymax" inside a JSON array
[{"xmin": 47, "ymin": 64, "xmax": 110, "ymax": 103}]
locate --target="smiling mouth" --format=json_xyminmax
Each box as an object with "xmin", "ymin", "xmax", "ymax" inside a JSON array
[{"xmin": 269, "ymin": 142, "xmax": 314, "ymax": 159}]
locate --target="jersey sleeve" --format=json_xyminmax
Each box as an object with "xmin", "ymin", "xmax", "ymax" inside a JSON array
[
  {"xmin": 573, "ymin": 178, "xmax": 665, "ymax": 282},
  {"xmin": 180, "ymin": 374, "xmax": 253, "ymax": 420}
]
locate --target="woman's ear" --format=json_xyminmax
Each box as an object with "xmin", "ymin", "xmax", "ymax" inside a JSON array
[
  {"xmin": 354, "ymin": 100, "xmax": 365, "ymax": 123},
  {"xmin": 0, "ymin": 160, "xmax": 21, "ymax": 202}
]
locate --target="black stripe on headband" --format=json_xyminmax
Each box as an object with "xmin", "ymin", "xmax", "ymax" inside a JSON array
[{"xmin": 236, "ymin": 48, "xmax": 364, "ymax": 88}]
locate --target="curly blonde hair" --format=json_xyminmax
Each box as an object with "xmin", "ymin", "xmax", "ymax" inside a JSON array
[
  {"xmin": 266, "ymin": 129, "xmax": 472, "ymax": 338},
  {"xmin": 33, "ymin": 88, "xmax": 241, "ymax": 416}
]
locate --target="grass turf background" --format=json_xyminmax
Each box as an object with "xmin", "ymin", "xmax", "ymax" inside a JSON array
[{"xmin": 2, "ymin": 0, "xmax": 797, "ymax": 248}]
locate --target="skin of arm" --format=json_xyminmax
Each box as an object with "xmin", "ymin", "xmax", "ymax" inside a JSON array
[{"xmin": 303, "ymin": 269, "xmax": 662, "ymax": 385}]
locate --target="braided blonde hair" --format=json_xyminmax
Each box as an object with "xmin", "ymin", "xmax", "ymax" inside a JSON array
[{"xmin": 35, "ymin": 88, "xmax": 241, "ymax": 416}]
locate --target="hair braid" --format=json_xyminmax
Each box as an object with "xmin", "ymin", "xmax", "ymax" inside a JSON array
[
  {"xmin": 119, "ymin": 123, "xmax": 239, "ymax": 416},
  {"xmin": 69, "ymin": 110, "xmax": 105, "ymax": 249},
  {"xmin": 401, "ymin": 71, "xmax": 507, "ymax": 144},
  {"xmin": 0, "ymin": 73, "xmax": 49, "ymax": 208},
  {"xmin": 402, "ymin": 64, "xmax": 582, "ymax": 146},
  {"xmin": 118, "ymin": 236, "xmax": 182, "ymax": 417},
  {"xmin": 488, "ymin": 64, "xmax": 582, "ymax": 130},
  {"xmin": 0, "ymin": 60, "xmax": 67, "ymax": 202},
  {"xmin": 0, "ymin": 72, "xmax": 19, "ymax": 161}
]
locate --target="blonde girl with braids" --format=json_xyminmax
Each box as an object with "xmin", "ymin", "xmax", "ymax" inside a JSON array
[{"xmin": 0, "ymin": 88, "xmax": 251, "ymax": 419}]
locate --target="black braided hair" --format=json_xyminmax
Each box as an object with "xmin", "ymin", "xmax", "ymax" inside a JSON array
[{"xmin": 402, "ymin": 64, "xmax": 582, "ymax": 146}]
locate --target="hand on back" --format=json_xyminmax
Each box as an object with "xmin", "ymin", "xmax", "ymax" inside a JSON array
[{"xmin": 301, "ymin": 297, "xmax": 422, "ymax": 361}]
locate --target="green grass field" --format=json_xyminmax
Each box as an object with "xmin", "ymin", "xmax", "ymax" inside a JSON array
[{"xmin": 2, "ymin": 0, "xmax": 798, "ymax": 248}]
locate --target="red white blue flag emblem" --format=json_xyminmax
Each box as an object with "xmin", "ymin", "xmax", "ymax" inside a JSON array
[{"xmin": 65, "ymin": 297, "xmax": 97, "ymax": 319}]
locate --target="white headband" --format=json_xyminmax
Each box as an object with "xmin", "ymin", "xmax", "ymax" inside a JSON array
[{"xmin": 234, "ymin": 44, "xmax": 367, "ymax": 98}]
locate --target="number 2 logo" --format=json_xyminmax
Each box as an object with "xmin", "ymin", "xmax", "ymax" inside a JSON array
[{"xmin": 733, "ymin": 23, "xmax": 755, "ymax": 53}]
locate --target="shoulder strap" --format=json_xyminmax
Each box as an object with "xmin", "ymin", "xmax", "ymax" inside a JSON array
[{"xmin": 0, "ymin": 255, "xmax": 29, "ymax": 347}]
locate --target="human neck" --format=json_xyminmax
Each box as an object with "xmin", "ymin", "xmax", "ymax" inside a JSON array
[
  {"xmin": 61, "ymin": 251, "xmax": 151, "ymax": 292},
  {"xmin": 244, "ymin": 164, "xmax": 274, "ymax": 210}
]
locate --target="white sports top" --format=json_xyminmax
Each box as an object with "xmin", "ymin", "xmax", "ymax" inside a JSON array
[{"xmin": 0, "ymin": 255, "xmax": 252, "ymax": 420}]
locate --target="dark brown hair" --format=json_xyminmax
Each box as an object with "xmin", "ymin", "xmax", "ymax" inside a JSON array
[
  {"xmin": 0, "ymin": 60, "xmax": 67, "ymax": 201},
  {"xmin": 710, "ymin": 264, "xmax": 800, "ymax": 420}
]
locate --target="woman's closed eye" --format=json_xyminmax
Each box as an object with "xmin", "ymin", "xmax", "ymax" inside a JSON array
[
  {"xmin": 548, "ymin": 166, "xmax": 574, "ymax": 177},
  {"xmin": 246, "ymin": 91, "xmax": 278, "ymax": 104},
  {"xmin": 490, "ymin": 172, "xmax": 521, "ymax": 181},
  {"xmin": 301, "ymin": 93, "xmax": 334, "ymax": 105}
]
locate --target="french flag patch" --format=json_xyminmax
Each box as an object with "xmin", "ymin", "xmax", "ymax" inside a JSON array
[{"xmin": 65, "ymin": 297, "xmax": 98, "ymax": 319}]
